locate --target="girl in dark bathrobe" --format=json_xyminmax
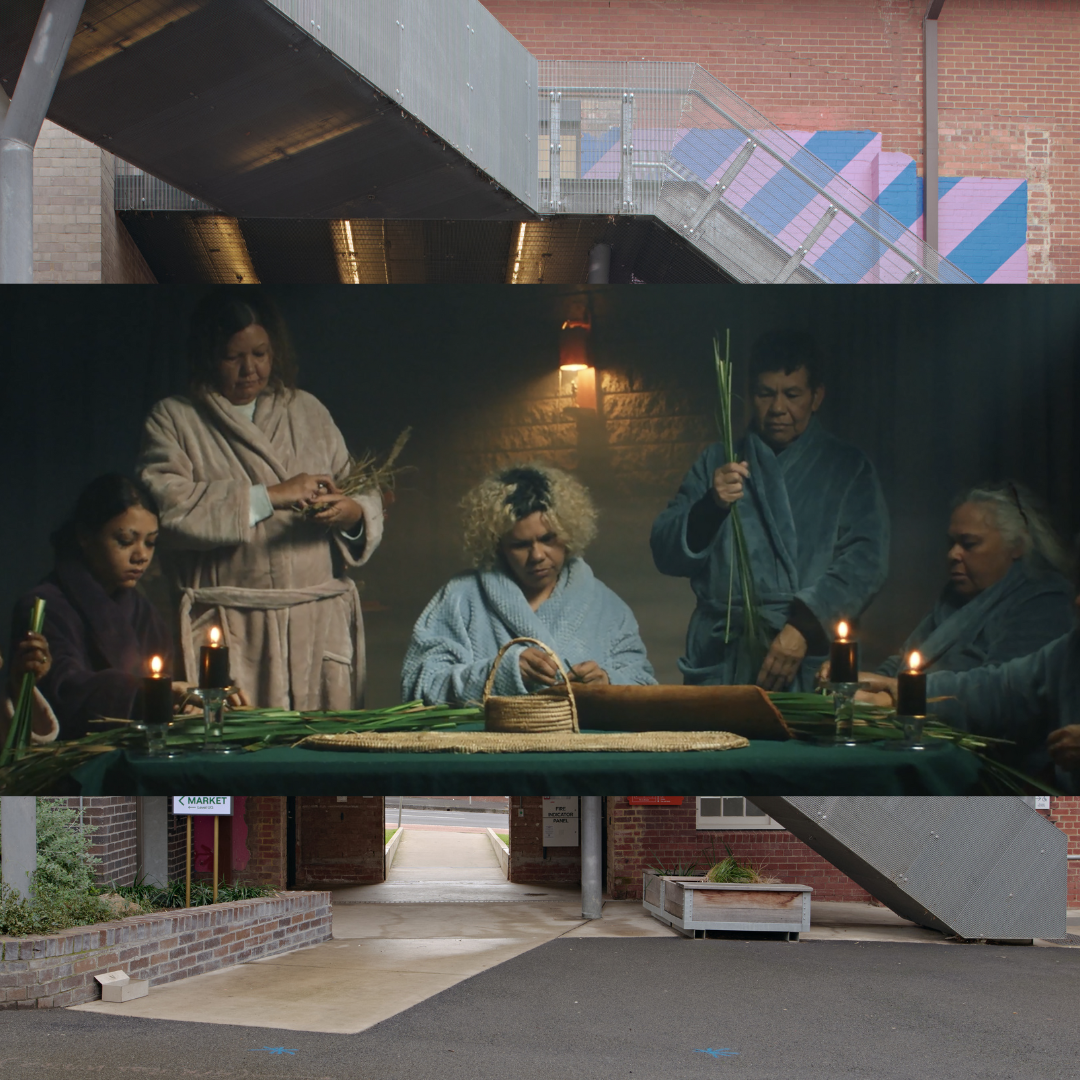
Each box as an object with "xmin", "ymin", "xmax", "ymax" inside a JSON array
[{"xmin": 10, "ymin": 474, "xmax": 174, "ymax": 740}]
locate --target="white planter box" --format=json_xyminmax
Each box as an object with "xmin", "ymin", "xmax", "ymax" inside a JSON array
[{"xmin": 643, "ymin": 873, "xmax": 812, "ymax": 940}]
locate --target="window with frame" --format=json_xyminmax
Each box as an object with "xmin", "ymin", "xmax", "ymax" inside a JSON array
[{"xmin": 695, "ymin": 796, "xmax": 785, "ymax": 830}]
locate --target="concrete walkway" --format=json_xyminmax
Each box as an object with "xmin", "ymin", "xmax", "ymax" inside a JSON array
[
  {"xmin": 66, "ymin": 829, "xmax": 1079, "ymax": 1037},
  {"xmin": 71, "ymin": 827, "xmax": 674, "ymax": 1034}
]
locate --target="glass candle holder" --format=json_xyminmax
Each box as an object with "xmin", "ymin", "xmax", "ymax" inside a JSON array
[
  {"xmin": 826, "ymin": 681, "xmax": 861, "ymax": 746},
  {"xmin": 196, "ymin": 688, "xmax": 243, "ymax": 754}
]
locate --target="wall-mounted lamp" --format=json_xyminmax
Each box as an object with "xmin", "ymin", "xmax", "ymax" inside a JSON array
[{"xmin": 559, "ymin": 317, "xmax": 597, "ymax": 411}]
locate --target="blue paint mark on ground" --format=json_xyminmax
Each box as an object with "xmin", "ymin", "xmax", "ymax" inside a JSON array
[
  {"xmin": 249, "ymin": 1047, "xmax": 299, "ymax": 1055},
  {"xmin": 695, "ymin": 1048, "xmax": 740, "ymax": 1058}
]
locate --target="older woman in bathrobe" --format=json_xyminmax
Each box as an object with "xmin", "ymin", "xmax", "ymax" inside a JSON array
[
  {"xmin": 137, "ymin": 291, "xmax": 383, "ymax": 710},
  {"xmin": 402, "ymin": 464, "xmax": 656, "ymax": 705}
]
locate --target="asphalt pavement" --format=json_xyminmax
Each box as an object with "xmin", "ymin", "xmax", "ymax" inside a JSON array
[
  {"xmin": 3, "ymin": 937, "xmax": 1077, "ymax": 1080},
  {"xmin": 385, "ymin": 808, "xmax": 510, "ymax": 830}
]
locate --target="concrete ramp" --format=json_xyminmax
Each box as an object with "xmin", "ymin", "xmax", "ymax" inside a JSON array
[{"xmin": 751, "ymin": 797, "xmax": 1067, "ymax": 941}]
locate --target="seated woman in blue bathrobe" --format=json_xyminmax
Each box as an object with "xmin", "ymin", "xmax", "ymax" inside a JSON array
[
  {"xmin": 401, "ymin": 464, "xmax": 656, "ymax": 705},
  {"xmin": 874, "ymin": 483, "xmax": 1073, "ymax": 677}
]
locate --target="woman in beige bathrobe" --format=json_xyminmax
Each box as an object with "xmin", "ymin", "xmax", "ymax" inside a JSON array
[{"xmin": 137, "ymin": 292, "xmax": 383, "ymax": 710}]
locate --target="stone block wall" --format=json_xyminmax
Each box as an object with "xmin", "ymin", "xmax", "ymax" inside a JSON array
[
  {"xmin": 32, "ymin": 120, "xmax": 155, "ymax": 284},
  {"xmin": 483, "ymin": 0, "xmax": 1080, "ymax": 282},
  {"xmin": 0, "ymin": 891, "xmax": 330, "ymax": 1010}
]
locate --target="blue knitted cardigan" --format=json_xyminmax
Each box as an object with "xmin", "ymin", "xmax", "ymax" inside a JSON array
[{"xmin": 400, "ymin": 557, "xmax": 657, "ymax": 705}]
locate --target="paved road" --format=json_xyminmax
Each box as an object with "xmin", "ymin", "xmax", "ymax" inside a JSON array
[
  {"xmin": 385, "ymin": 808, "xmax": 510, "ymax": 831},
  {"xmin": 4, "ymin": 938, "xmax": 1077, "ymax": 1079}
]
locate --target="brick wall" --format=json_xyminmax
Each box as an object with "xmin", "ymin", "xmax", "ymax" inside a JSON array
[
  {"xmin": 605, "ymin": 798, "xmax": 872, "ymax": 902},
  {"xmin": 32, "ymin": 120, "xmax": 155, "ymax": 285},
  {"xmin": 51, "ymin": 798, "xmax": 138, "ymax": 889},
  {"xmin": 482, "ymin": 0, "xmax": 1080, "ymax": 282},
  {"xmin": 294, "ymin": 796, "xmax": 385, "ymax": 886},
  {"xmin": 1042, "ymin": 796, "xmax": 1080, "ymax": 907},
  {"xmin": 0, "ymin": 891, "xmax": 330, "ymax": 1010},
  {"xmin": 508, "ymin": 796, "xmax": 583, "ymax": 884},
  {"xmin": 244, "ymin": 797, "xmax": 288, "ymax": 888}
]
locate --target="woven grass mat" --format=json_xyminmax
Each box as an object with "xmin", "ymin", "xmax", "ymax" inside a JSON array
[{"xmin": 297, "ymin": 730, "xmax": 750, "ymax": 754}]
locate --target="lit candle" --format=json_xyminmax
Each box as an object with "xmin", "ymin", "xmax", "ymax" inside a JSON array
[
  {"xmin": 829, "ymin": 620, "xmax": 859, "ymax": 683},
  {"xmin": 199, "ymin": 626, "xmax": 231, "ymax": 689},
  {"xmin": 141, "ymin": 655, "xmax": 173, "ymax": 726},
  {"xmin": 896, "ymin": 650, "xmax": 927, "ymax": 717}
]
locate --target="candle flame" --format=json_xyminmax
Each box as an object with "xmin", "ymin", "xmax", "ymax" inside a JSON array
[
  {"xmin": 150, "ymin": 655, "xmax": 163, "ymax": 676},
  {"xmin": 836, "ymin": 620, "xmax": 849, "ymax": 640},
  {"xmin": 209, "ymin": 626, "xmax": 221, "ymax": 646},
  {"xmin": 908, "ymin": 651, "xmax": 922, "ymax": 672}
]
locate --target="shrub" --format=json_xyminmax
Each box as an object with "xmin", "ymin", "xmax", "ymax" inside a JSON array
[{"xmin": 34, "ymin": 798, "xmax": 101, "ymax": 894}]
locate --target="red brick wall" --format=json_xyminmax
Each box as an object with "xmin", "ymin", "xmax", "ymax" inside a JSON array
[
  {"xmin": 55, "ymin": 797, "xmax": 138, "ymax": 888},
  {"xmin": 294, "ymin": 796, "xmax": 385, "ymax": 887},
  {"xmin": 509, "ymin": 796, "xmax": 583, "ymax": 884},
  {"xmin": 606, "ymin": 798, "xmax": 872, "ymax": 902},
  {"xmin": 482, "ymin": 0, "xmax": 1080, "ymax": 282},
  {"xmin": 0, "ymin": 892, "xmax": 330, "ymax": 1010},
  {"xmin": 243, "ymin": 797, "xmax": 288, "ymax": 889},
  {"xmin": 1043, "ymin": 796, "xmax": 1080, "ymax": 906}
]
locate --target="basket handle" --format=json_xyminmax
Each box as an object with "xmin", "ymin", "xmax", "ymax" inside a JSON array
[{"xmin": 482, "ymin": 637, "xmax": 579, "ymax": 726}]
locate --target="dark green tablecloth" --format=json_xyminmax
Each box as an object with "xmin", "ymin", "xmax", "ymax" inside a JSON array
[{"xmin": 70, "ymin": 737, "xmax": 984, "ymax": 795}]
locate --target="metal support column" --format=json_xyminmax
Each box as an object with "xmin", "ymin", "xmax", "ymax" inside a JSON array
[
  {"xmin": 580, "ymin": 796, "xmax": 602, "ymax": 919},
  {"xmin": 548, "ymin": 91, "xmax": 561, "ymax": 211},
  {"xmin": 0, "ymin": 0, "xmax": 86, "ymax": 284},
  {"xmin": 620, "ymin": 93, "xmax": 634, "ymax": 212},
  {"xmin": 1, "ymin": 796, "xmax": 37, "ymax": 900},
  {"xmin": 923, "ymin": 1, "xmax": 946, "ymax": 254}
]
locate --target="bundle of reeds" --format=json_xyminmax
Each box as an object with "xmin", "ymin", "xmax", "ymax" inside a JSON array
[
  {"xmin": 300, "ymin": 427, "xmax": 413, "ymax": 516},
  {"xmin": 713, "ymin": 331, "xmax": 770, "ymax": 682},
  {"xmin": 768, "ymin": 690, "xmax": 1060, "ymax": 795},
  {"xmin": 0, "ymin": 701, "xmax": 480, "ymax": 795},
  {"xmin": 0, "ymin": 598, "xmax": 46, "ymax": 769}
]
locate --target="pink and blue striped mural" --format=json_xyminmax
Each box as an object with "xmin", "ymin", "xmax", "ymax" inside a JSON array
[{"xmin": 581, "ymin": 129, "xmax": 1027, "ymax": 283}]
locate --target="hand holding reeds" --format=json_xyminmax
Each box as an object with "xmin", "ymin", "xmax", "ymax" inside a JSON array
[
  {"xmin": 268, "ymin": 473, "xmax": 339, "ymax": 510},
  {"xmin": 298, "ymin": 428, "xmax": 414, "ymax": 520},
  {"xmin": 711, "ymin": 461, "xmax": 749, "ymax": 507},
  {"xmin": 307, "ymin": 491, "xmax": 364, "ymax": 531},
  {"xmin": 5, "ymin": 633, "xmax": 51, "ymax": 699}
]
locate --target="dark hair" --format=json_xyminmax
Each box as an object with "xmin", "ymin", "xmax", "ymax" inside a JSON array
[
  {"xmin": 187, "ymin": 289, "xmax": 298, "ymax": 399},
  {"xmin": 498, "ymin": 466, "xmax": 553, "ymax": 520},
  {"xmin": 748, "ymin": 330, "xmax": 823, "ymax": 390},
  {"xmin": 51, "ymin": 474, "xmax": 159, "ymax": 559}
]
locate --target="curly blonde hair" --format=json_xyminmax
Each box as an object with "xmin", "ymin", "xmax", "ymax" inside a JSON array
[{"xmin": 461, "ymin": 462, "xmax": 599, "ymax": 569}]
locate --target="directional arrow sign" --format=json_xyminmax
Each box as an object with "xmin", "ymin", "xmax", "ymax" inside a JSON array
[{"xmin": 172, "ymin": 796, "xmax": 233, "ymax": 816}]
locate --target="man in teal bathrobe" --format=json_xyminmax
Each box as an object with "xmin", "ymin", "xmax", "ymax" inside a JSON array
[{"xmin": 651, "ymin": 331, "xmax": 890, "ymax": 691}]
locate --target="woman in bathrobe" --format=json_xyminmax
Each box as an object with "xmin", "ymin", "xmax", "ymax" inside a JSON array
[
  {"xmin": 137, "ymin": 291, "xmax": 383, "ymax": 710},
  {"xmin": 402, "ymin": 464, "xmax": 656, "ymax": 706},
  {"xmin": 873, "ymin": 483, "xmax": 1073, "ymax": 679}
]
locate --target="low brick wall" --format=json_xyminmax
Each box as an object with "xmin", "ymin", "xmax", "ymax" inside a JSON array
[{"xmin": 0, "ymin": 890, "xmax": 331, "ymax": 1010}]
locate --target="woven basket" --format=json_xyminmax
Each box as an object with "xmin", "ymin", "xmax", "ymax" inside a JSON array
[{"xmin": 483, "ymin": 637, "xmax": 579, "ymax": 734}]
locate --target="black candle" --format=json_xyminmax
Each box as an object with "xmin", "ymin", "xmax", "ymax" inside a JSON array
[
  {"xmin": 897, "ymin": 651, "xmax": 927, "ymax": 716},
  {"xmin": 199, "ymin": 627, "xmax": 231, "ymax": 689},
  {"xmin": 829, "ymin": 621, "xmax": 859, "ymax": 683},
  {"xmin": 141, "ymin": 656, "xmax": 173, "ymax": 726}
]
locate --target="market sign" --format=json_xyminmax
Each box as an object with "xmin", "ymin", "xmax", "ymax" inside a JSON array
[
  {"xmin": 627, "ymin": 797, "xmax": 685, "ymax": 806},
  {"xmin": 542, "ymin": 796, "xmax": 579, "ymax": 846},
  {"xmin": 172, "ymin": 796, "xmax": 233, "ymax": 816}
]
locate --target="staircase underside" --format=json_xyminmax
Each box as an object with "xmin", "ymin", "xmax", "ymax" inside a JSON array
[{"xmin": 0, "ymin": 0, "xmax": 528, "ymax": 220}]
